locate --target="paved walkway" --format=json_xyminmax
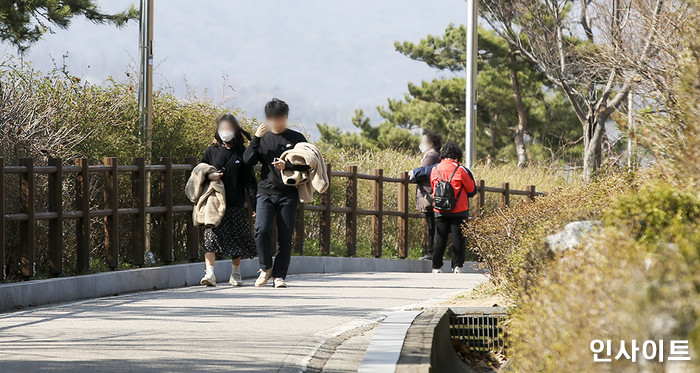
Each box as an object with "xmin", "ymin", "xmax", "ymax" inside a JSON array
[{"xmin": 0, "ymin": 271, "xmax": 486, "ymax": 372}]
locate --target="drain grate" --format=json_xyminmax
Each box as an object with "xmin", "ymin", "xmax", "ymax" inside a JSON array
[{"xmin": 449, "ymin": 307, "xmax": 508, "ymax": 354}]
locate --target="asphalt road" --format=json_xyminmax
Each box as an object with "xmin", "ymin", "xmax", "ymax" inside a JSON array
[{"xmin": 0, "ymin": 271, "xmax": 486, "ymax": 372}]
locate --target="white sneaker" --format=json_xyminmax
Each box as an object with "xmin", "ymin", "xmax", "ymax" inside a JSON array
[
  {"xmin": 274, "ymin": 277, "xmax": 287, "ymax": 288},
  {"xmin": 453, "ymin": 266, "xmax": 463, "ymax": 274},
  {"xmin": 200, "ymin": 272, "xmax": 216, "ymax": 287},
  {"xmin": 229, "ymin": 271, "xmax": 243, "ymax": 286},
  {"xmin": 432, "ymin": 268, "xmax": 441, "ymax": 274},
  {"xmin": 255, "ymin": 269, "xmax": 272, "ymax": 287}
]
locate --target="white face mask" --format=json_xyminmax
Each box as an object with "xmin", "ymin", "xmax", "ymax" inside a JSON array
[
  {"xmin": 419, "ymin": 143, "xmax": 430, "ymax": 153},
  {"xmin": 218, "ymin": 129, "xmax": 235, "ymax": 143}
]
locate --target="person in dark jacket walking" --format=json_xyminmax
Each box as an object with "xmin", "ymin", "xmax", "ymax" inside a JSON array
[
  {"xmin": 243, "ymin": 98, "xmax": 309, "ymax": 288},
  {"xmin": 429, "ymin": 142, "xmax": 476, "ymax": 274},
  {"xmin": 409, "ymin": 130, "xmax": 441, "ymax": 261},
  {"xmin": 199, "ymin": 114, "xmax": 257, "ymax": 287}
]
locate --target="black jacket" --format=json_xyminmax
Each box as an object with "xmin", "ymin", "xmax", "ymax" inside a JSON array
[
  {"xmin": 202, "ymin": 144, "xmax": 257, "ymax": 211},
  {"xmin": 243, "ymin": 129, "xmax": 309, "ymax": 195}
]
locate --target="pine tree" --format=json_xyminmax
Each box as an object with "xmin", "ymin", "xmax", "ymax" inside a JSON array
[
  {"xmin": 317, "ymin": 109, "xmax": 418, "ymax": 151},
  {"xmin": 316, "ymin": 24, "xmax": 581, "ymax": 163},
  {"xmin": 380, "ymin": 25, "xmax": 580, "ymax": 162},
  {"xmin": 0, "ymin": 0, "xmax": 138, "ymax": 54}
]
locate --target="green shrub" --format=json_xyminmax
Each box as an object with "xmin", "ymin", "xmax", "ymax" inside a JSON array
[
  {"xmin": 604, "ymin": 186, "xmax": 700, "ymax": 242},
  {"xmin": 464, "ymin": 172, "xmax": 630, "ymax": 296},
  {"xmin": 507, "ymin": 232, "xmax": 649, "ymax": 372},
  {"xmin": 506, "ymin": 182, "xmax": 700, "ymax": 372}
]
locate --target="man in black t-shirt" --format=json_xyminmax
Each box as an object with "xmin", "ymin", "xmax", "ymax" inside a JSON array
[{"xmin": 244, "ymin": 98, "xmax": 309, "ymax": 288}]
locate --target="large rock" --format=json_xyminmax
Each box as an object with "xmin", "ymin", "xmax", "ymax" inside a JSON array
[{"xmin": 545, "ymin": 220, "xmax": 601, "ymax": 257}]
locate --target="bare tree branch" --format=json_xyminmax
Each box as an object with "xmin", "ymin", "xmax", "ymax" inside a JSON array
[{"xmin": 606, "ymin": 0, "xmax": 664, "ymax": 113}]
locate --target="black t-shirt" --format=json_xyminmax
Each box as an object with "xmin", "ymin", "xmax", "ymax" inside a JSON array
[
  {"xmin": 243, "ymin": 129, "xmax": 308, "ymax": 195},
  {"xmin": 201, "ymin": 143, "xmax": 257, "ymax": 210}
]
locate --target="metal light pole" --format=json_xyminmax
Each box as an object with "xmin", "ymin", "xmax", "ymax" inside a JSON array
[
  {"xmin": 137, "ymin": 0, "xmax": 154, "ymax": 257},
  {"xmin": 138, "ymin": 0, "xmax": 154, "ymax": 157},
  {"xmin": 465, "ymin": 0, "xmax": 478, "ymax": 169}
]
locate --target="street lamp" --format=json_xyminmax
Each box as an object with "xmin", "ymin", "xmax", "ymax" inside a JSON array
[
  {"xmin": 465, "ymin": 0, "xmax": 478, "ymax": 169},
  {"xmin": 138, "ymin": 0, "xmax": 154, "ymax": 159},
  {"xmin": 137, "ymin": 0, "xmax": 154, "ymax": 257}
]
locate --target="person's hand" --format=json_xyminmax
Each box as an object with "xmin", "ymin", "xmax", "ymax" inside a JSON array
[
  {"xmin": 208, "ymin": 172, "xmax": 223, "ymax": 181},
  {"xmin": 252, "ymin": 212, "xmax": 256, "ymax": 218},
  {"xmin": 272, "ymin": 159, "xmax": 286, "ymax": 170},
  {"xmin": 254, "ymin": 123, "xmax": 269, "ymax": 138}
]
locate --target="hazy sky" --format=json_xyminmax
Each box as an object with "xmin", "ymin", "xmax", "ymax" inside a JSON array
[{"xmin": 1, "ymin": 0, "xmax": 467, "ymax": 138}]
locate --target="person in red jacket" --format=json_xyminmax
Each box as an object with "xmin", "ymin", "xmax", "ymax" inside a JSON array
[{"xmin": 429, "ymin": 141, "xmax": 476, "ymax": 273}]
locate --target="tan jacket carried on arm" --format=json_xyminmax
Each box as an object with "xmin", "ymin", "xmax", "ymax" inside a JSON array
[
  {"xmin": 280, "ymin": 142, "xmax": 329, "ymax": 203},
  {"xmin": 185, "ymin": 163, "xmax": 226, "ymax": 227}
]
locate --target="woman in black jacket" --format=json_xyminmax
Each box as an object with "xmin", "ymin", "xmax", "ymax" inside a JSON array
[{"xmin": 199, "ymin": 114, "xmax": 257, "ymax": 287}]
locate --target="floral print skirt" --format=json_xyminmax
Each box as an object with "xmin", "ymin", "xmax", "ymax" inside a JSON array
[{"xmin": 204, "ymin": 207, "xmax": 256, "ymax": 259}]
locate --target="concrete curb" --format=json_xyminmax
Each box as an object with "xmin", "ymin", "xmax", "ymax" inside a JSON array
[
  {"xmin": 0, "ymin": 257, "xmax": 481, "ymax": 313},
  {"xmin": 358, "ymin": 310, "xmax": 422, "ymax": 373},
  {"xmin": 396, "ymin": 308, "xmax": 475, "ymax": 373},
  {"xmin": 290, "ymin": 289, "xmax": 479, "ymax": 373}
]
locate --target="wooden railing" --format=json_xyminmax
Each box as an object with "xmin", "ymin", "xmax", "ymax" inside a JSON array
[{"xmin": 0, "ymin": 157, "xmax": 544, "ymax": 280}]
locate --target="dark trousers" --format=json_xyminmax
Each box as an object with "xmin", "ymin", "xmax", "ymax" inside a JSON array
[
  {"xmin": 424, "ymin": 211, "xmax": 436, "ymax": 254},
  {"xmin": 255, "ymin": 193, "xmax": 299, "ymax": 279},
  {"xmin": 432, "ymin": 214, "xmax": 468, "ymax": 270}
]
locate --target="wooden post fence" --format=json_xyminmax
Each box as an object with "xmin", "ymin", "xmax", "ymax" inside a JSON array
[
  {"xmin": 0, "ymin": 158, "xmax": 4, "ymax": 280},
  {"xmin": 185, "ymin": 157, "xmax": 200, "ymax": 262},
  {"xmin": 160, "ymin": 157, "xmax": 174, "ymax": 263},
  {"xmin": 104, "ymin": 157, "xmax": 119, "ymax": 269},
  {"xmin": 500, "ymin": 182, "xmax": 510, "ymax": 209},
  {"xmin": 75, "ymin": 158, "xmax": 90, "ymax": 273},
  {"xmin": 476, "ymin": 179, "xmax": 486, "ymax": 217},
  {"xmin": 397, "ymin": 171, "xmax": 409, "ymax": 259},
  {"xmin": 19, "ymin": 158, "xmax": 34, "ymax": 278},
  {"xmin": 319, "ymin": 163, "xmax": 332, "ymax": 255},
  {"xmin": 132, "ymin": 157, "xmax": 147, "ymax": 266},
  {"xmin": 293, "ymin": 202, "xmax": 305, "ymax": 254},
  {"xmin": 371, "ymin": 168, "xmax": 383, "ymax": 258},
  {"xmin": 48, "ymin": 158, "xmax": 63, "ymax": 276},
  {"xmin": 345, "ymin": 165, "xmax": 358, "ymax": 257},
  {"xmin": 0, "ymin": 158, "xmax": 544, "ymax": 281},
  {"xmin": 528, "ymin": 185, "xmax": 537, "ymax": 202}
]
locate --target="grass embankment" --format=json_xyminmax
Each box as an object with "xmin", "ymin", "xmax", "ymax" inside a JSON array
[
  {"xmin": 462, "ymin": 171, "xmax": 700, "ymax": 372},
  {"xmin": 459, "ymin": 12, "xmax": 700, "ymax": 371}
]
